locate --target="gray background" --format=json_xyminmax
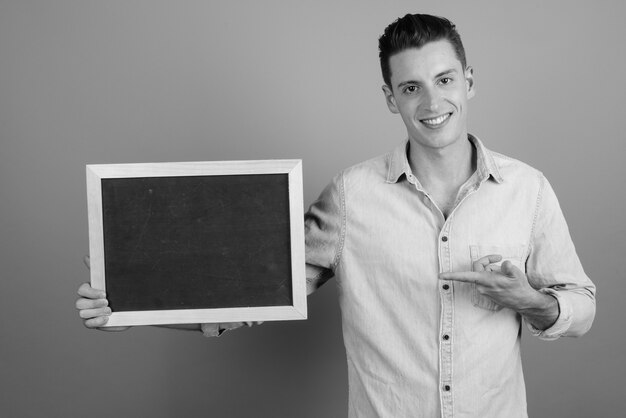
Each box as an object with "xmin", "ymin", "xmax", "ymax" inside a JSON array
[{"xmin": 1, "ymin": 1, "xmax": 624, "ymax": 417}]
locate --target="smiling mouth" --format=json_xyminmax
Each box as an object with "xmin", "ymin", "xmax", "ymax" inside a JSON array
[{"xmin": 420, "ymin": 113, "xmax": 452, "ymax": 127}]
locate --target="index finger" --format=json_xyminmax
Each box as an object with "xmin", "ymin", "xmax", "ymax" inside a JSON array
[
  {"xmin": 439, "ymin": 271, "xmax": 486, "ymax": 284},
  {"xmin": 77, "ymin": 282, "xmax": 106, "ymax": 299}
]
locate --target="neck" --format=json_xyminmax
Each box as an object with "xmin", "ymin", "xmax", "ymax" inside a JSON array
[{"xmin": 408, "ymin": 135, "xmax": 476, "ymax": 190}]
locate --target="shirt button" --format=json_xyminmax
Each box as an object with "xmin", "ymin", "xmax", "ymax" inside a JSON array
[
  {"xmin": 443, "ymin": 334, "xmax": 450, "ymax": 341},
  {"xmin": 442, "ymin": 284, "xmax": 450, "ymax": 290},
  {"xmin": 444, "ymin": 385, "xmax": 451, "ymax": 391},
  {"xmin": 441, "ymin": 236, "xmax": 448, "ymax": 242}
]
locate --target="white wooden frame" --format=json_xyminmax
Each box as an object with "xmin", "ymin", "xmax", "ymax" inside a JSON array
[{"xmin": 86, "ymin": 160, "xmax": 306, "ymax": 327}]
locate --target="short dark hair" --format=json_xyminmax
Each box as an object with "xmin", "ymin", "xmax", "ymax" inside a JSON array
[{"xmin": 378, "ymin": 14, "xmax": 467, "ymax": 86}]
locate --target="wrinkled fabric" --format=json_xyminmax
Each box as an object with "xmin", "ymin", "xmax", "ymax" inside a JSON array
[{"xmin": 305, "ymin": 135, "xmax": 595, "ymax": 418}]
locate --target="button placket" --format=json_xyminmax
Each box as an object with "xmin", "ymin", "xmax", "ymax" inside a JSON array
[{"xmin": 438, "ymin": 222, "xmax": 454, "ymax": 417}]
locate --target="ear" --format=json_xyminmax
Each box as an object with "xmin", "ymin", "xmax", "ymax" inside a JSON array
[
  {"xmin": 465, "ymin": 66, "xmax": 475, "ymax": 99},
  {"xmin": 382, "ymin": 84, "xmax": 399, "ymax": 114}
]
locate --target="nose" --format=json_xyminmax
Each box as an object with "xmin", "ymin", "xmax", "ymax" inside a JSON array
[{"xmin": 423, "ymin": 87, "xmax": 442, "ymax": 112}]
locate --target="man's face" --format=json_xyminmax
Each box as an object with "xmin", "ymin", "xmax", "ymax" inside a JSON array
[{"xmin": 382, "ymin": 40, "xmax": 474, "ymax": 152}]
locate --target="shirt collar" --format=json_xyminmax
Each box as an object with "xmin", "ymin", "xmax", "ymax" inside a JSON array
[{"xmin": 386, "ymin": 134, "xmax": 504, "ymax": 184}]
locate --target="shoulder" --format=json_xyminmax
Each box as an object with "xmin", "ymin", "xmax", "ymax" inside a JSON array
[
  {"xmin": 489, "ymin": 149, "xmax": 546, "ymax": 186},
  {"xmin": 315, "ymin": 149, "xmax": 396, "ymax": 207},
  {"xmin": 338, "ymin": 151, "xmax": 393, "ymax": 189}
]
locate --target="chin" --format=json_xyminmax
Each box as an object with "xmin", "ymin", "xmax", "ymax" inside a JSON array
[{"xmin": 411, "ymin": 132, "xmax": 461, "ymax": 151}]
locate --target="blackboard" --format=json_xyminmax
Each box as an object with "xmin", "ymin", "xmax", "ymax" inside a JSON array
[{"xmin": 86, "ymin": 160, "xmax": 306, "ymax": 326}]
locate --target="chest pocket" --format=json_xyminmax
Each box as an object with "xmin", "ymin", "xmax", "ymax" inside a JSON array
[{"xmin": 469, "ymin": 244, "xmax": 527, "ymax": 311}]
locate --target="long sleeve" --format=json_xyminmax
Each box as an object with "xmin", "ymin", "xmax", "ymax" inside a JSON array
[
  {"xmin": 525, "ymin": 175, "xmax": 596, "ymax": 339},
  {"xmin": 304, "ymin": 173, "xmax": 346, "ymax": 295}
]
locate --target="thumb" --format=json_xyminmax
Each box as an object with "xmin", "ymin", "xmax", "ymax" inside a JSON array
[
  {"xmin": 83, "ymin": 255, "xmax": 91, "ymax": 270},
  {"xmin": 501, "ymin": 260, "xmax": 522, "ymax": 278}
]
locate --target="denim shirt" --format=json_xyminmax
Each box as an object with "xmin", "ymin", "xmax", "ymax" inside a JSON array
[{"xmin": 305, "ymin": 135, "xmax": 596, "ymax": 418}]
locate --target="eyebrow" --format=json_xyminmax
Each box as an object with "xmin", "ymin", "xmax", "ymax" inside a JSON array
[{"xmin": 396, "ymin": 68, "xmax": 459, "ymax": 90}]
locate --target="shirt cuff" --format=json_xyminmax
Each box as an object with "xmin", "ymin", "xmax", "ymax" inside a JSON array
[{"xmin": 525, "ymin": 288, "xmax": 573, "ymax": 340}]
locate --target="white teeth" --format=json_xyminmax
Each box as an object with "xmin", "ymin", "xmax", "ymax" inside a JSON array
[{"xmin": 422, "ymin": 113, "xmax": 450, "ymax": 126}]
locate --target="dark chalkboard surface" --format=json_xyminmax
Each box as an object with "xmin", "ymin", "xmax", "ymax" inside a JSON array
[{"xmin": 87, "ymin": 160, "xmax": 306, "ymax": 326}]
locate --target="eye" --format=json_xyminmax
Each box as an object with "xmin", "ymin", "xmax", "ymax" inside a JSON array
[
  {"xmin": 403, "ymin": 85, "xmax": 419, "ymax": 94},
  {"xmin": 439, "ymin": 77, "xmax": 453, "ymax": 85}
]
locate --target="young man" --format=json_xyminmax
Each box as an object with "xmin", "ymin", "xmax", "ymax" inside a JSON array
[{"xmin": 77, "ymin": 14, "xmax": 595, "ymax": 417}]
